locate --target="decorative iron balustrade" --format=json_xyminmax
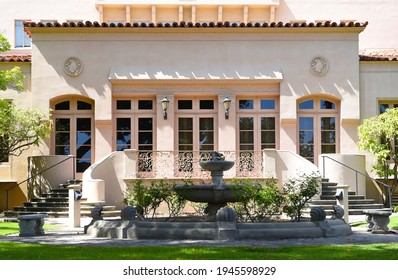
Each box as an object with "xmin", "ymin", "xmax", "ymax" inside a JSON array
[{"xmin": 133, "ymin": 150, "xmax": 264, "ymax": 179}]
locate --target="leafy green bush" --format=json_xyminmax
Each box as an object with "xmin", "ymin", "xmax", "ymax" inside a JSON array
[
  {"xmin": 124, "ymin": 179, "xmax": 186, "ymax": 220},
  {"xmin": 283, "ymin": 171, "xmax": 321, "ymax": 222},
  {"xmin": 230, "ymin": 179, "xmax": 284, "ymax": 222}
]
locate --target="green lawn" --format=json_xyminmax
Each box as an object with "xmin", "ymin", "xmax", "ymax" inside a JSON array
[
  {"xmin": 0, "ymin": 221, "xmax": 59, "ymax": 236},
  {"xmin": 0, "ymin": 218, "xmax": 397, "ymax": 260},
  {"xmin": 0, "ymin": 242, "xmax": 397, "ymax": 260}
]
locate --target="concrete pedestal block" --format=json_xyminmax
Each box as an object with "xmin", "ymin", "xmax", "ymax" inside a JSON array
[{"xmin": 17, "ymin": 214, "xmax": 48, "ymax": 237}]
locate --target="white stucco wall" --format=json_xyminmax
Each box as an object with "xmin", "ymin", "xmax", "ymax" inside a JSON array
[{"xmin": 29, "ymin": 28, "xmax": 363, "ymax": 162}]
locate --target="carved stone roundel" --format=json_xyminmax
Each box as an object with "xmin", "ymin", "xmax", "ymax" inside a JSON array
[
  {"xmin": 64, "ymin": 57, "xmax": 83, "ymax": 76},
  {"xmin": 310, "ymin": 56, "xmax": 328, "ymax": 76}
]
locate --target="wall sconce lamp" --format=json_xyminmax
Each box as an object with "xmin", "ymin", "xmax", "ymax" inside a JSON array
[
  {"xmin": 223, "ymin": 96, "xmax": 232, "ymax": 119},
  {"xmin": 161, "ymin": 96, "xmax": 170, "ymax": 119}
]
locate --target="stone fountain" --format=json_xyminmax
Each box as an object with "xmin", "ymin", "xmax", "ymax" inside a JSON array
[
  {"xmin": 85, "ymin": 151, "xmax": 353, "ymax": 240},
  {"xmin": 174, "ymin": 151, "xmax": 250, "ymax": 219}
]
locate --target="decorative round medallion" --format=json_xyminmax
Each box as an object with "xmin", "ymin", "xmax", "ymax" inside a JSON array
[
  {"xmin": 310, "ymin": 56, "xmax": 328, "ymax": 76},
  {"xmin": 64, "ymin": 57, "xmax": 83, "ymax": 76}
]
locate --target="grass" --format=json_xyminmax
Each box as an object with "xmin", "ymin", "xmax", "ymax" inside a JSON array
[
  {"xmin": 0, "ymin": 218, "xmax": 397, "ymax": 260},
  {"xmin": 0, "ymin": 221, "xmax": 59, "ymax": 236},
  {"xmin": 0, "ymin": 242, "xmax": 397, "ymax": 260}
]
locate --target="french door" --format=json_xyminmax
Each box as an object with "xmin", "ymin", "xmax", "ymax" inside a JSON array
[
  {"xmin": 177, "ymin": 116, "xmax": 215, "ymax": 173},
  {"xmin": 55, "ymin": 117, "xmax": 93, "ymax": 173},
  {"xmin": 298, "ymin": 115, "xmax": 337, "ymax": 165}
]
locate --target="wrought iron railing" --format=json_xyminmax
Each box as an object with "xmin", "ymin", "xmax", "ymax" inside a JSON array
[{"xmin": 134, "ymin": 150, "xmax": 264, "ymax": 179}]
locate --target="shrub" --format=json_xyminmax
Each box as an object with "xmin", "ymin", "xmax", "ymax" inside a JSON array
[
  {"xmin": 230, "ymin": 178, "xmax": 284, "ymax": 222},
  {"xmin": 283, "ymin": 171, "xmax": 321, "ymax": 222},
  {"xmin": 124, "ymin": 179, "xmax": 186, "ymax": 220}
]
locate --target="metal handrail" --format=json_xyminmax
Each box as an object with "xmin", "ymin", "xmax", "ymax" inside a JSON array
[
  {"xmin": 321, "ymin": 155, "xmax": 392, "ymax": 207},
  {"xmin": 4, "ymin": 155, "xmax": 76, "ymax": 210}
]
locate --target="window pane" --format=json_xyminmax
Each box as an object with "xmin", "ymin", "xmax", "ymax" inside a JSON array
[
  {"xmin": 299, "ymin": 100, "xmax": 314, "ymax": 110},
  {"xmin": 199, "ymin": 118, "xmax": 214, "ymax": 130},
  {"xmin": 15, "ymin": 20, "xmax": 31, "ymax": 47},
  {"xmin": 139, "ymin": 132, "xmax": 153, "ymax": 145},
  {"xmin": 178, "ymin": 100, "xmax": 192, "ymax": 110},
  {"xmin": 320, "ymin": 100, "xmax": 335, "ymax": 109},
  {"xmin": 239, "ymin": 117, "xmax": 254, "ymax": 130},
  {"xmin": 117, "ymin": 100, "xmax": 131, "ymax": 110},
  {"xmin": 55, "ymin": 118, "xmax": 70, "ymax": 131},
  {"xmin": 300, "ymin": 144, "xmax": 314, "ymax": 158},
  {"xmin": 77, "ymin": 118, "xmax": 91, "ymax": 131},
  {"xmin": 138, "ymin": 118, "xmax": 152, "ymax": 130},
  {"xmin": 379, "ymin": 104, "xmax": 389, "ymax": 114},
  {"xmin": 117, "ymin": 118, "xmax": 131, "ymax": 130},
  {"xmin": 299, "ymin": 117, "xmax": 314, "ymax": 130},
  {"xmin": 321, "ymin": 131, "xmax": 336, "ymax": 144},
  {"xmin": 76, "ymin": 145, "xmax": 91, "ymax": 159},
  {"xmin": 240, "ymin": 131, "xmax": 254, "ymax": 144},
  {"xmin": 261, "ymin": 100, "xmax": 275, "ymax": 110},
  {"xmin": 77, "ymin": 101, "xmax": 92, "ymax": 110},
  {"xmin": 55, "ymin": 132, "xmax": 70, "ymax": 145},
  {"xmin": 55, "ymin": 101, "xmax": 70, "ymax": 110},
  {"xmin": 178, "ymin": 118, "xmax": 193, "ymax": 130},
  {"xmin": 239, "ymin": 100, "xmax": 254, "ymax": 109},
  {"xmin": 179, "ymin": 132, "xmax": 193, "ymax": 144},
  {"xmin": 55, "ymin": 146, "xmax": 70, "ymax": 155},
  {"xmin": 199, "ymin": 118, "xmax": 214, "ymax": 151},
  {"xmin": 321, "ymin": 117, "xmax": 335, "ymax": 130},
  {"xmin": 117, "ymin": 132, "xmax": 131, "ymax": 145},
  {"xmin": 199, "ymin": 100, "xmax": 214, "ymax": 110},
  {"xmin": 261, "ymin": 117, "xmax": 275, "ymax": 130},
  {"xmin": 261, "ymin": 131, "xmax": 275, "ymax": 144},
  {"xmin": 299, "ymin": 131, "xmax": 314, "ymax": 144},
  {"xmin": 321, "ymin": 145, "xmax": 336, "ymax": 154},
  {"xmin": 138, "ymin": 100, "xmax": 153, "ymax": 110},
  {"xmin": 76, "ymin": 132, "xmax": 91, "ymax": 145}
]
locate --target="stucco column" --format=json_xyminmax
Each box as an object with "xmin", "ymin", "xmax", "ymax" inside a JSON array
[
  {"xmin": 156, "ymin": 95, "xmax": 175, "ymax": 178},
  {"xmin": 218, "ymin": 94, "xmax": 236, "ymax": 178}
]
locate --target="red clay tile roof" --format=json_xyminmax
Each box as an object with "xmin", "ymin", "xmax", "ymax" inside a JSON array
[
  {"xmin": 359, "ymin": 49, "xmax": 398, "ymax": 61},
  {"xmin": 0, "ymin": 53, "xmax": 31, "ymax": 62},
  {"xmin": 24, "ymin": 20, "xmax": 368, "ymax": 29}
]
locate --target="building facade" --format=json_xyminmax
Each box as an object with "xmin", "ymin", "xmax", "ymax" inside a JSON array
[{"xmin": 1, "ymin": 0, "xmax": 397, "ymax": 210}]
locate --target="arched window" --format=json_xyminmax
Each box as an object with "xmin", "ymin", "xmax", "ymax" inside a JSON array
[
  {"xmin": 297, "ymin": 97, "xmax": 339, "ymax": 165},
  {"xmin": 52, "ymin": 97, "xmax": 94, "ymax": 174}
]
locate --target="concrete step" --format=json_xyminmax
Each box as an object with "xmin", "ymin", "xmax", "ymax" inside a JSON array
[{"xmin": 309, "ymin": 199, "xmax": 379, "ymax": 206}]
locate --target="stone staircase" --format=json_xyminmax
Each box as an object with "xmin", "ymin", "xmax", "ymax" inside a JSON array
[
  {"xmin": 3, "ymin": 180, "xmax": 120, "ymax": 218},
  {"xmin": 308, "ymin": 178, "xmax": 385, "ymax": 216}
]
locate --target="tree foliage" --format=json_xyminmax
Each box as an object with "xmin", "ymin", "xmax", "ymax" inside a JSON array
[
  {"xmin": 0, "ymin": 34, "xmax": 25, "ymax": 92},
  {"xmin": 358, "ymin": 108, "xmax": 398, "ymax": 206},
  {"xmin": 0, "ymin": 99, "xmax": 52, "ymax": 162}
]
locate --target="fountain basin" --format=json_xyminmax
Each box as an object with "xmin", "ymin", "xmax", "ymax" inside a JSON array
[{"xmin": 199, "ymin": 160, "xmax": 234, "ymax": 172}]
